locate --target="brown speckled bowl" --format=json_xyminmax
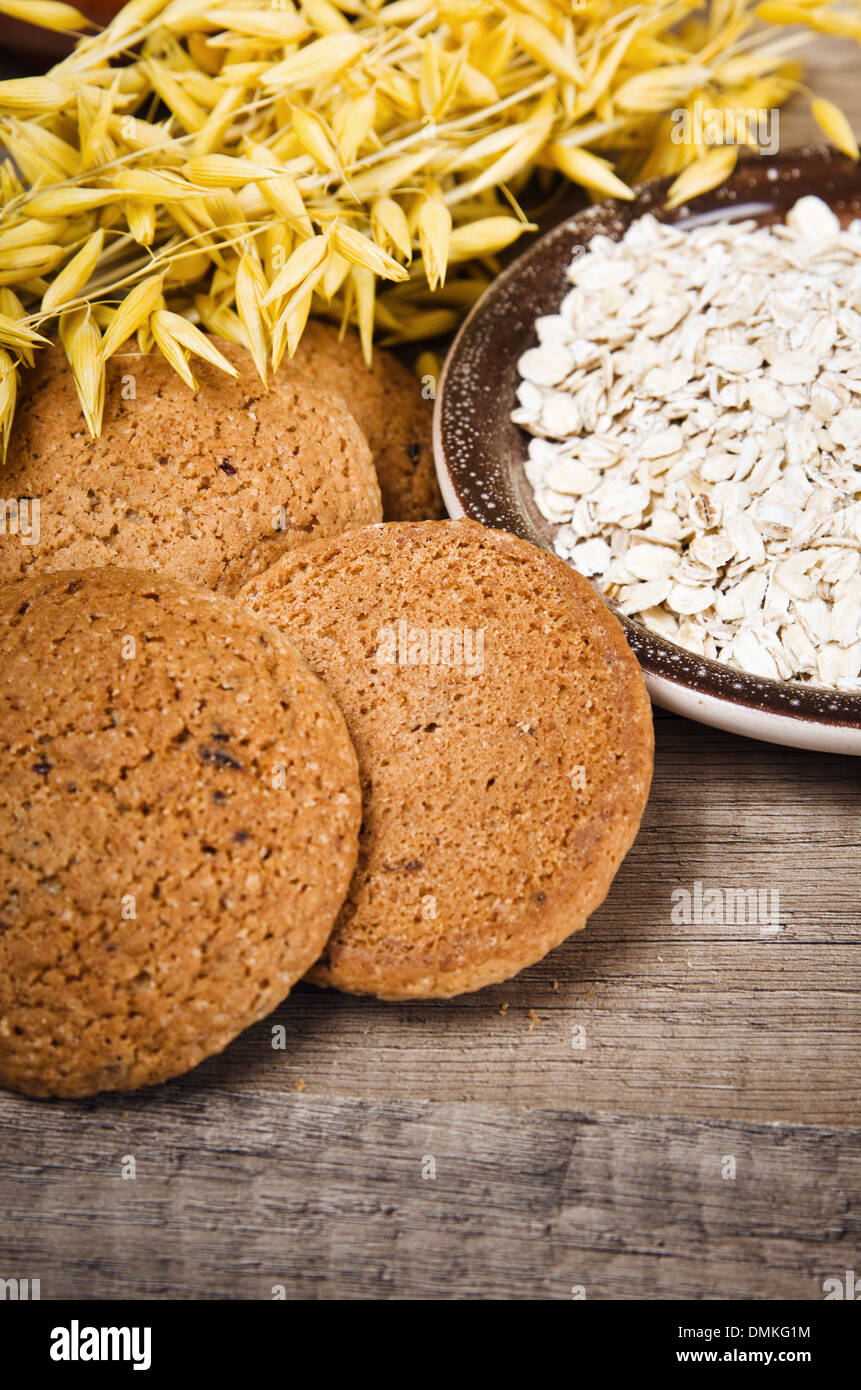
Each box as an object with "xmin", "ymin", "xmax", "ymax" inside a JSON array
[{"xmin": 434, "ymin": 147, "xmax": 861, "ymax": 754}]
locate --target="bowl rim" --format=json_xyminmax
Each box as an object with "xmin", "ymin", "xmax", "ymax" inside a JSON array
[{"xmin": 434, "ymin": 145, "xmax": 861, "ymax": 733}]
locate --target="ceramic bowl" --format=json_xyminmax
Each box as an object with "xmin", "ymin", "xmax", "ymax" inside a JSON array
[{"xmin": 434, "ymin": 147, "xmax": 861, "ymax": 754}]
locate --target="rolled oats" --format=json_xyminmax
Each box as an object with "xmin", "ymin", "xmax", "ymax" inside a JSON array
[{"xmin": 513, "ymin": 196, "xmax": 861, "ymax": 691}]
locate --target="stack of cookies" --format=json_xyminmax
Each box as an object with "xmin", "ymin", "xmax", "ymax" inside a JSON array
[{"xmin": 0, "ymin": 328, "xmax": 653, "ymax": 1098}]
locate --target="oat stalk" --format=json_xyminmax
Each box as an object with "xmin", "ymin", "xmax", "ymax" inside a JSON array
[{"xmin": 0, "ymin": 0, "xmax": 857, "ymax": 448}]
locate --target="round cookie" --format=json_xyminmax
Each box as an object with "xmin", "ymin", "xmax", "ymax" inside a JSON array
[
  {"xmin": 290, "ymin": 320, "xmax": 445, "ymax": 522},
  {"xmin": 239, "ymin": 519, "xmax": 654, "ymax": 999},
  {"xmin": 0, "ymin": 567, "xmax": 361, "ymax": 1097},
  {"xmin": 0, "ymin": 338, "xmax": 381, "ymax": 596}
]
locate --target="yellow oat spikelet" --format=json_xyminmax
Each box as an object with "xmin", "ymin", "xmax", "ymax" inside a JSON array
[
  {"xmin": 0, "ymin": 0, "xmax": 89, "ymax": 29},
  {"xmin": 811, "ymin": 97, "xmax": 860, "ymax": 161},
  {"xmin": 665, "ymin": 145, "xmax": 739, "ymax": 210},
  {"xmin": 0, "ymin": 0, "xmax": 854, "ymax": 440},
  {"xmin": 40, "ymin": 228, "xmax": 104, "ymax": 315},
  {"xmin": 551, "ymin": 145, "xmax": 635, "ymax": 200}
]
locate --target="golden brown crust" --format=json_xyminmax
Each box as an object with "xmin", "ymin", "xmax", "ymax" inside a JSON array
[
  {"xmin": 0, "ymin": 339, "xmax": 381, "ymax": 596},
  {"xmin": 289, "ymin": 320, "xmax": 445, "ymax": 522},
  {"xmin": 239, "ymin": 519, "xmax": 654, "ymax": 999},
  {"xmin": 0, "ymin": 567, "xmax": 361, "ymax": 1097}
]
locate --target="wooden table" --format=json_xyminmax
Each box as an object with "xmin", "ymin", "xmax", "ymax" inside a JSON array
[{"xmin": 0, "ymin": 37, "xmax": 859, "ymax": 1302}]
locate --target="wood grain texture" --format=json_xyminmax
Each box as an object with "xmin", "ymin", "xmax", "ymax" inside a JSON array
[
  {"xmin": 1, "ymin": 1095, "xmax": 859, "ymax": 1300},
  {"xmin": 0, "ymin": 37, "xmax": 859, "ymax": 1303}
]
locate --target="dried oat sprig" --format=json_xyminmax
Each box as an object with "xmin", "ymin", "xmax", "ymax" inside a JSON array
[{"xmin": 0, "ymin": 0, "xmax": 857, "ymax": 448}]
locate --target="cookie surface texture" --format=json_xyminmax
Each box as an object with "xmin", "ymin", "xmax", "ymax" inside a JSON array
[
  {"xmin": 0, "ymin": 339, "xmax": 381, "ymax": 595},
  {"xmin": 0, "ymin": 567, "xmax": 361, "ymax": 1097},
  {"xmin": 239, "ymin": 519, "xmax": 654, "ymax": 999},
  {"xmin": 290, "ymin": 320, "xmax": 445, "ymax": 522}
]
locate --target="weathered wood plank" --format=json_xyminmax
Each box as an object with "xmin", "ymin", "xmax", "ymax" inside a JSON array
[{"xmin": 1, "ymin": 1097, "xmax": 858, "ymax": 1299}]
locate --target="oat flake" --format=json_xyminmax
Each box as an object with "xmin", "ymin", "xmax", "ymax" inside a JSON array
[{"xmin": 513, "ymin": 196, "xmax": 861, "ymax": 692}]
